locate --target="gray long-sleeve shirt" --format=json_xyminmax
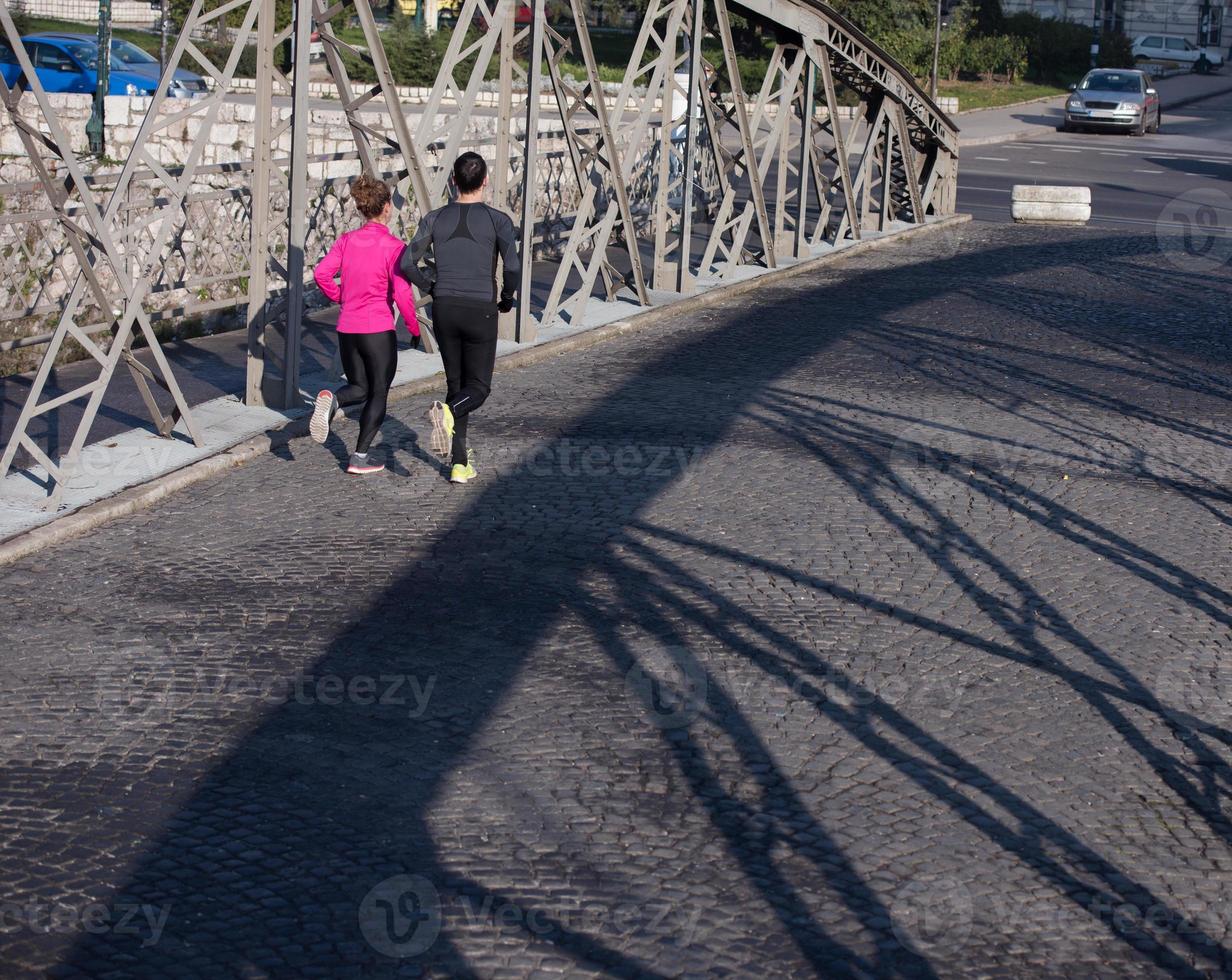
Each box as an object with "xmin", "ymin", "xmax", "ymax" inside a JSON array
[{"xmin": 398, "ymin": 202, "xmax": 521, "ymax": 310}]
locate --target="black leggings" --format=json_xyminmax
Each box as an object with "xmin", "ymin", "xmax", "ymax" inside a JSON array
[
  {"xmin": 434, "ymin": 300, "xmax": 498, "ymax": 466},
  {"xmin": 336, "ymin": 330, "xmax": 398, "ymax": 454}
]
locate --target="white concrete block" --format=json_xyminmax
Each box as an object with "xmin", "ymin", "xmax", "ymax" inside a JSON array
[
  {"xmin": 1011, "ymin": 184, "xmax": 1091, "ymax": 205},
  {"xmin": 1011, "ymin": 201, "xmax": 1092, "ymax": 224}
]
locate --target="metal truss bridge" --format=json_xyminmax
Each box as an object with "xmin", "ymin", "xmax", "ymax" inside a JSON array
[{"xmin": 0, "ymin": 0, "xmax": 959, "ymax": 505}]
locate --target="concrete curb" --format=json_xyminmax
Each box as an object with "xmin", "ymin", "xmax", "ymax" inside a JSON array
[
  {"xmin": 955, "ymin": 92, "xmax": 1063, "ymax": 116},
  {"xmin": 0, "ymin": 215, "xmax": 972, "ymax": 567},
  {"xmin": 960, "ymin": 128, "xmax": 1045, "ymax": 148}
]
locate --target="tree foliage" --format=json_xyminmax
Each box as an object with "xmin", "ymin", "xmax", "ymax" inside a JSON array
[{"xmin": 829, "ymin": 0, "xmax": 934, "ymax": 36}]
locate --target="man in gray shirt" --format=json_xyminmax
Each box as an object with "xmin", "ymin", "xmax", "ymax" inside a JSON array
[{"xmin": 399, "ymin": 152, "xmax": 521, "ymax": 484}]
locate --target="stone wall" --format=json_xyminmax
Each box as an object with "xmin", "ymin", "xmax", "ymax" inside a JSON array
[
  {"xmin": 0, "ymin": 92, "xmax": 580, "ymax": 368},
  {"xmin": 16, "ymin": 0, "xmax": 157, "ymax": 27}
]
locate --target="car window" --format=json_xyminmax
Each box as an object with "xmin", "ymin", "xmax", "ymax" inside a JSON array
[
  {"xmin": 1142, "ymin": 36, "xmax": 1162, "ymax": 47},
  {"xmin": 1081, "ymin": 72, "xmax": 1142, "ymax": 92},
  {"xmin": 1165, "ymin": 37, "xmax": 1188, "ymax": 50},
  {"xmin": 61, "ymin": 41, "xmax": 99, "ymax": 70},
  {"xmin": 0, "ymin": 39, "xmax": 16, "ymax": 64},
  {"xmin": 30, "ymin": 42, "xmax": 80, "ymax": 73},
  {"xmin": 111, "ymin": 38, "xmax": 156, "ymax": 65}
]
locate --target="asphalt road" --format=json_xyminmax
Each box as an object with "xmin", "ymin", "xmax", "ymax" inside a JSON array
[{"xmin": 957, "ymin": 89, "xmax": 1232, "ymax": 234}]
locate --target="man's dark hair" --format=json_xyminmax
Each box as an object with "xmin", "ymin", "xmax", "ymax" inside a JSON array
[{"xmin": 453, "ymin": 152, "xmax": 488, "ymax": 194}]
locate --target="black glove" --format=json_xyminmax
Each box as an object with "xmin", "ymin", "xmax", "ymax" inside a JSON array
[{"xmin": 497, "ymin": 298, "xmax": 513, "ymax": 314}]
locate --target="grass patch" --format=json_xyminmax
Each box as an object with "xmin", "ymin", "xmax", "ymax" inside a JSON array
[{"xmin": 937, "ymin": 79, "xmax": 1067, "ymax": 111}]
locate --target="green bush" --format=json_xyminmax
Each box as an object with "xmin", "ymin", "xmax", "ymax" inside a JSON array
[
  {"xmin": 880, "ymin": 23, "xmax": 967, "ymax": 81},
  {"xmin": 830, "ymin": 0, "xmax": 935, "ymax": 36},
  {"xmin": 10, "ymin": 0, "xmax": 31, "ymax": 35},
  {"xmin": 880, "ymin": 27, "xmax": 932, "ymax": 79},
  {"xmin": 1097, "ymin": 30, "xmax": 1135, "ymax": 69},
  {"xmin": 198, "ymin": 41, "xmax": 259, "ymax": 79},
  {"xmin": 342, "ymin": 22, "xmax": 496, "ymax": 89},
  {"xmin": 965, "ymin": 33, "xmax": 1028, "ymax": 81},
  {"xmin": 1003, "ymin": 11, "xmax": 1091, "ymax": 82}
]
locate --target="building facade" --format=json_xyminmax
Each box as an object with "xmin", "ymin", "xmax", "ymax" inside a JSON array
[{"xmin": 1001, "ymin": 0, "xmax": 1226, "ymax": 46}]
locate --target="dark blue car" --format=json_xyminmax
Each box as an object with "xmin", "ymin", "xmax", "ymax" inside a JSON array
[{"xmin": 0, "ymin": 33, "xmax": 208, "ymax": 96}]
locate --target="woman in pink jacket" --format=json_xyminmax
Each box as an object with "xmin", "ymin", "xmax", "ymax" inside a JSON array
[{"xmin": 310, "ymin": 174, "xmax": 419, "ymax": 475}]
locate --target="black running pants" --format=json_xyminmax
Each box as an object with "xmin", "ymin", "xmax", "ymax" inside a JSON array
[
  {"xmin": 336, "ymin": 330, "xmax": 398, "ymax": 454},
  {"xmin": 433, "ymin": 300, "xmax": 498, "ymax": 466}
]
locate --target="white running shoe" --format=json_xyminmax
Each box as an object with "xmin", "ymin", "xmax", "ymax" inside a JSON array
[{"xmin": 310, "ymin": 389, "xmax": 338, "ymax": 444}]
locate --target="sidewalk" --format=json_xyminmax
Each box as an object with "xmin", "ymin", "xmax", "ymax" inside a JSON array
[{"xmin": 957, "ymin": 70, "xmax": 1232, "ymax": 147}]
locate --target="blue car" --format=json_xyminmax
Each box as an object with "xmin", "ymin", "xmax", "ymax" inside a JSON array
[{"xmin": 0, "ymin": 33, "xmax": 208, "ymax": 97}]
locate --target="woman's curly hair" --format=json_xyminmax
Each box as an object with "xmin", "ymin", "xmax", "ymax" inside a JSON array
[{"xmin": 351, "ymin": 173, "xmax": 392, "ymax": 219}]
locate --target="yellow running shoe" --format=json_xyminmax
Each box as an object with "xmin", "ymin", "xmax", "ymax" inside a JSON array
[
  {"xmin": 449, "ymin": 450, "xmax": 477, "ymax": 484},
  {"xmin": 429, "ymin": 400, "xmax": 455, "ymax": 458}
]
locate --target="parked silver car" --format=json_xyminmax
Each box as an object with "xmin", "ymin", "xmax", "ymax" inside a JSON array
[{"xmin": 1062, "ymin": 68, "xmax": 1161, "ymax": 136}]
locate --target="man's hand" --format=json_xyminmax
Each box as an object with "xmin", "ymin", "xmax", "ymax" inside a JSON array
[{"xmin": 497, "ymin": 298, "xmax": 513, "ymax": 314}]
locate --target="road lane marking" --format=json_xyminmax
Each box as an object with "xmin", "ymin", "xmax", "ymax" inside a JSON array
[
  {"xmin": 1025, "ymin": 143, "xmax": 1232, "ymax": 164},
  {"xmin": 1134, "ymin": 169, "xmax": 1165, "ymax": 174},
  {"xmin": 1028, "ymin": 160, "xmax": 1048, "ymax": 165},
  {"xmin": 974, "ymin": 156, "xmax": 1010, "ymax": 162}
]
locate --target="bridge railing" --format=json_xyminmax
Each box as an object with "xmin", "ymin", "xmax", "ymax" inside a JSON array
[{"xmin": 0, "ymin": 0, "xmax": 958, "ymax": 506}]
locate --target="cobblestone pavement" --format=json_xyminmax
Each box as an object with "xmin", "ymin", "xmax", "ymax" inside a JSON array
[{"xmin": 1, "ymin": 223, "xmax": 1230, "ymax": 979}]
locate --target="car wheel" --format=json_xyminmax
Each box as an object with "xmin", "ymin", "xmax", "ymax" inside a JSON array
[
  {"xmin": 1131, "ymin": 116, "xmax": 1146, "ymax": 137},
  {"xmin": 1152, "ymin": 109, "xmax": 1162, "ymax": 133}
]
